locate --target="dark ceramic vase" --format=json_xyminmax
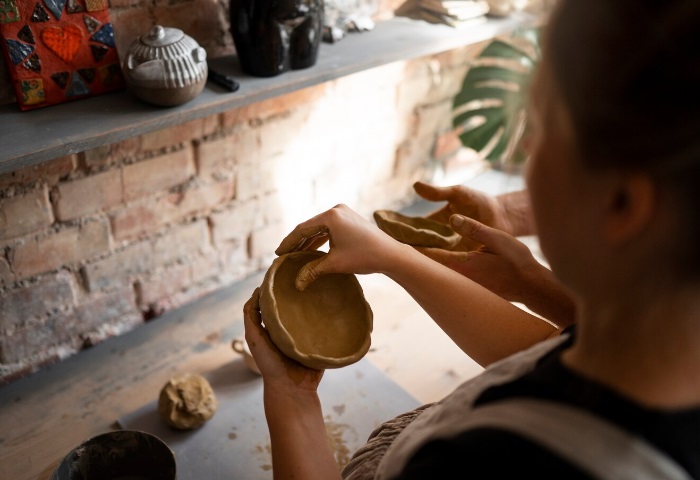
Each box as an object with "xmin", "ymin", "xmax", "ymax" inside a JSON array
[{"xmin": 230, "ymin": 0, "xmax": 324, "ymax": 77}]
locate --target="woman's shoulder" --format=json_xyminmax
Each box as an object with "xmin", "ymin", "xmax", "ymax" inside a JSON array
[{"xmin": 398, "ymin": 330, "xmax": 700, "ymax": 479}]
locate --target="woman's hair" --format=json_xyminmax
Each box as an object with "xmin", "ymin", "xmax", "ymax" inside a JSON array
[{"xmin": 545, "ymin": 0, "xmax": 700, "ymax": 277}]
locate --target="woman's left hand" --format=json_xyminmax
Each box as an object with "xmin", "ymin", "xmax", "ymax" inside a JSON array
[{"xmin": 243, "ymin": 288, "xmax": 324, "ymax": 392}]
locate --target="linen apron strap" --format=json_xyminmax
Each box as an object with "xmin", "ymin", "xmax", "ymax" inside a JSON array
[{"xmin": 463, "ymin": 398, "xmax": 692, "ymax": 480}]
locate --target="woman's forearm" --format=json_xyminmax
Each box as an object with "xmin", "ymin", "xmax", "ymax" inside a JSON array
[
  {"xmin": 381, "ymin": 242, "xmax": 559, "ymax": 366},
  {"xmin": 519, "ymin": 266, "xmax": 578, "ymax": 329},
  {"xmin": 264, "ymin": 388, "xmax": 342, "ymax": 480}
]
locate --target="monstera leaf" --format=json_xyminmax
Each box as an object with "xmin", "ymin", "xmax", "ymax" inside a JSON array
[{"xmin": 452, "ymin": 28, "xmax": 541, "ymax": 167}]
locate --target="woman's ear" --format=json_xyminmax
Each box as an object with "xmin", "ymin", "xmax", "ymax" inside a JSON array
[{"xmin": 604, "ymin": 172, "xmax": 656, "ymax": 246}]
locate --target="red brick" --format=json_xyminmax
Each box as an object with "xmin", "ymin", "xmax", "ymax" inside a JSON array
[
  {"xmin": 12, "ymin": 219, "xmax": 111, "ymax": 279},
  {"xmin": 141, "ymin": 117, "xmax": 219, "ymax": 152},
  {"xmin": 221, "ymin": 84, "xmax": 329, "ymax": 127},
  {"xmin": 137, "ymin": 253, "xmax": 220, "ymax": 309},
  {"xmin": 0, "ymin": 255, "xmax": 13, "ymax": 287},
  {"xmin": 0, "ymin": 287, "xmax": 141, "ymax": 366},
  {"xmin": 84, "ymin": 220, "xmax": 209, "ymax": 291},
  {"xmin": 0, "ymin": 313, "xmax": 78, "ymax": 364},
  {"xmin": 150, "ymin": 220, "xmax": 211, "ymax": 265},
  {"xmin": 234, "ymin": 161, "xmax": 263, "ymax": 202},
  {"xmin": 416, "ymin": 100, "xmax": 453, "ymax": 138},
  {"xmin": 0, "ymin": 186, "xmax": 54, "ymax": 240},
  {"xmin": 137, "ymin": 262, "xmax": 192, "ymax": 308},
  {"xmin": 151, "ymin": 1, "xmax": 232, "ymax": 57},
  {"xmin": 196, "ymin": 134, "xmax": 238, "ymax": 178},
  {"xmin": 0, "ymin": 155, "xmax": 76, "ymax": 188},
  {"xmin": 210, "ymin": 199, "xmax": 264, "ymax": 245},
  {"xmin": 54, "ymin": 169, "xmax": 123, "ymax": 220},
  {"xmin": 394, "ymin": 135, "xmax": 434, "ymax": 178},
  {"xmin": 197, "ymin": 126, "xmax": 260, "ymax": 179},
  {"xmin": 83, "ymin": 240, "xmax": 150, "ymax": 292},
  {"xmin": 111, "ymin": 179, "xmax": 232, "ymax": 240},
  {"xmin": 0, "ymin": 271, "xmax": 75, "ymax": 330},
  {"xmin": 82, "ymin": 137, "xmax": 142, "ymax": 170},
  {"xmin": 73, "ymin": 288, "xmax": 143, "ymax": 341},
  {"xmin": 109, "ymin": 6, "xmax": 155, "ymax": 61},
  {"xmin": 249, "ymin": 221, "xmax": 287, "ymax": 260},
  {"xmin": 218, "ymin": 241, "xmax": 254, "ymax": 282},
  {"xmin": 123, "ymin": 148, "xmax": 195, "ymax": 201}
]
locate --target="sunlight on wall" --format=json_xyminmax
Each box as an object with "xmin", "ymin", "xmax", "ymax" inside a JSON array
[{"xmin": 270, "ymin": 63, "xmax": 409, "ymax": 234}]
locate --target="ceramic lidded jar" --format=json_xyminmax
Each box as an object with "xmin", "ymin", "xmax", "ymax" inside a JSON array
[
  {"xmin": 123, "ymin": 25, "xmax": 208, "ymax": 107},
  {"xmin": 230, "ymin": 0, "xmax": 324, "ymax": 77}
]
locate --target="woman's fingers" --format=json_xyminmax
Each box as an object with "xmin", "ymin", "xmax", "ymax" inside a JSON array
[
  {"xmin": 450, "ymin": 215, "xmax": 514, "ymax": 255},
  {"xmin": 275, "ymin": 225, "xmax": 330, "ymax": 255},
  {"xmin": 295, "ymin": 256, "xmax": 329, "ymax": 291},
  {"xmin": 413, "ymin": 181, "xmax": 455, "ymax": 202}
]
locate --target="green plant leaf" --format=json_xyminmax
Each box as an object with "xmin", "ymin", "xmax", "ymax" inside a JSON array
[{"xmin": 452, "ymin": 28, "xmax": 540, "ymax": 166}]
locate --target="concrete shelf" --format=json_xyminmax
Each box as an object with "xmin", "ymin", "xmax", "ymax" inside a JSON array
[{"xmin": 0, "ymin": 13, "xmax": 539, "ymax": 175}]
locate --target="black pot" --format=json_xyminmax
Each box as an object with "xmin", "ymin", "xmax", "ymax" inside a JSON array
[{"xmin": 230, "ymin": 0, "xmax": 324, "ymax": 77}]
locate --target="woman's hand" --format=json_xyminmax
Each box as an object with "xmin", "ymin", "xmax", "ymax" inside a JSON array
[
  {"xmin": 275, "ymin": 204, "xmax": 409, "ymax": 291},
  {"xmin": 413, "ymin": 182, "xmax": 535, "ymax": 249},
  {"xmin": 243, "ymin": 288, "xmax": 324, "ymax": 391},
  {"xmin": 244, "ymin": 288, "xmax": 342, "ymax": 480},
  {"xmin": 418, "ymin": 215, "xmax": 576, "ymax": 328}
]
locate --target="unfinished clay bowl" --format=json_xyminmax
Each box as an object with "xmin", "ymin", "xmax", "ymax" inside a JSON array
[
  {"xmin": 259, "ymin": 250, "xmax": 373, "ymax": 369},
  {"xmin": 373, "ymin": 209, "xmax": 462, "ymax": 249}
]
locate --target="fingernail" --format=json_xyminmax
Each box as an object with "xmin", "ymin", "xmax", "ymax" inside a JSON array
[{"xmin": 450, "ymin": 215, "xmax": 465, "ymax": 228}]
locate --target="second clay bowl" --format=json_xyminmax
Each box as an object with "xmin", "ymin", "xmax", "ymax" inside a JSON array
[
  {"xmin": 373, "ymin": 209, "xmax": 462, "ymax": 250},
  {"xmin": 259, "ymin": 250, "xmax": 373, "ymax": 369}
]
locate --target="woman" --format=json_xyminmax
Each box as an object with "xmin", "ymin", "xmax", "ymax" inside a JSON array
[{"xmin": 243, "ymin": 0, "xmax": 700, "ymax": 477}]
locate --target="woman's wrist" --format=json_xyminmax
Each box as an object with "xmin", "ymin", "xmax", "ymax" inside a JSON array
[{"xmin": 521, "ymin": 267, "xmax": 577, "ymax": 328}]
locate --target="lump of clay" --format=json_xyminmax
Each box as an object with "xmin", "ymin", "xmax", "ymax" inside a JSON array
[
  {"xmin": 158, "ymin": 373, "xmax": 217, "ymax": 430},
  {"xmin": 373, "ymin": 209, "xmax": 462, "ymax": 250},
  {"xmin": 260, "ymin": 251, "xmax": 373, "ymax": 369}
]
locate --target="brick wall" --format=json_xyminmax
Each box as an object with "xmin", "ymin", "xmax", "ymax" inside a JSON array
[{"xmin": 0, "ymin": 34, "xmax": 487, "ymax": 383}]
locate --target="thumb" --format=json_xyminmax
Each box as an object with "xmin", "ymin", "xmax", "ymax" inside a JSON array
[
  {"xmin": 450, "ymin": 215, "xmax": 509, "ymax": 254},
  {"xmin": 413, "ymin": 181, "xmax": 452, "ymax": 202},
  {"xmin": 295, "ymin": 256, "xmax": 329, "ymax": 291}
]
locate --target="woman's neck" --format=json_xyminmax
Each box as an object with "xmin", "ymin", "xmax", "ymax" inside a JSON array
[{"xmin": 562, "ymin": 286, "xmax": 700, "ymax": 409}]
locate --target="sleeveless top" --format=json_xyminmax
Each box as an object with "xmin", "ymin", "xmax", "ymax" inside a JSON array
[{"xmin": 341, "ymin": 332, "xmax": 695, "ymax": 479}]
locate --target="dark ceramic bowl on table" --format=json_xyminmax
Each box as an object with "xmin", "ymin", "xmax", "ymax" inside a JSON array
[{"xmin": 50, "ymin": 430, "xmax": 176, "ymax": 480}]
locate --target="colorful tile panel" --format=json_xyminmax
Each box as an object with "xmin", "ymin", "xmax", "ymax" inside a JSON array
[{"xmin": 0, "ymin": 0, "xmax": 125, "ymax": 110}]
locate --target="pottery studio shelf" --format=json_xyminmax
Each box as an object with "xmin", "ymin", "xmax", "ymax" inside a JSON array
[{"xmin": 0, "ymin": 12, "xmax": 540, "ymax": 176}]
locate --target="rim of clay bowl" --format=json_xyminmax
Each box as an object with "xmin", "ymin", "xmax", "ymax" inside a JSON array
[
  {"xmin": 50, "ymin": 430, "xmax": 176, "ymax": 480},
  {"xmin": 373, "ymin": 209, "xmax": 462, "ymax": 249},
  {"xmin": 259, "ymin": 250, "xmax": 373, "ymax": 369}
]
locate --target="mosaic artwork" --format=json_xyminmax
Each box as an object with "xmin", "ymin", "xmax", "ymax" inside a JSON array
[{"xmin": 0, "ymin": 0, "xmax": 124, "ymax": 111}]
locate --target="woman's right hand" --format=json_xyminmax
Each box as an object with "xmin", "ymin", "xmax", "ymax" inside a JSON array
[{"xmin": 275, "ymin": 204, "xmax": 409, "ymax": 291}]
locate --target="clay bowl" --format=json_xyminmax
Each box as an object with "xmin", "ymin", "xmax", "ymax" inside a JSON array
[
  {"xmin": 259, "ymin": 251, "xmax": 373, "ymax": 369},
  {"xmin": 50, "ymin": 430, "xmax": 175, "ymax": 480},
  {"xmin": 373, "ymin": 209, "xmax": 461, "ymax": 249}
]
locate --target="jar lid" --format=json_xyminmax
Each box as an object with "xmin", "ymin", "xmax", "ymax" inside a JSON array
[{"xmin": 141, "ymin": 25, "xmax": 184, "ymax": 47}]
